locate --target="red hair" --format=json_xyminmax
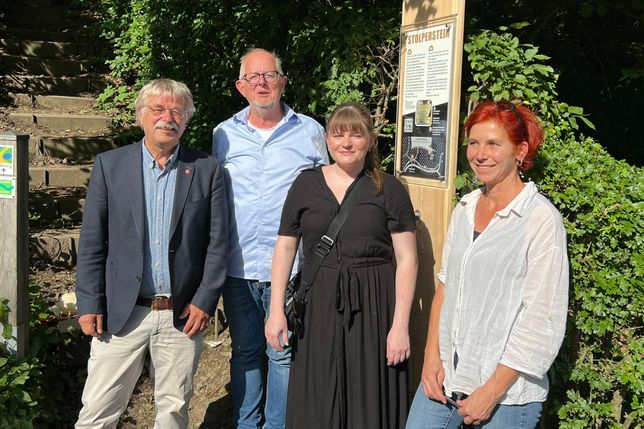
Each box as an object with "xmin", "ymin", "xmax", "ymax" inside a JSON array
[{"xmin": 464, "ymin": 101, "xmax": 543, "ymax": 171}]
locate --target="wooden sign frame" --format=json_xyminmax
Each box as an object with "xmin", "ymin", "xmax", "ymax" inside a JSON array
[{"xmin": 396, "ymin": 0, "xmax": 466, "ymax": 389}]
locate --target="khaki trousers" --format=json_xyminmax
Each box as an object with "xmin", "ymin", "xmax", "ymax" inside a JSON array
[{"xmin": 76, "ymin": 305, "xmax": 203, "ymax": 429}]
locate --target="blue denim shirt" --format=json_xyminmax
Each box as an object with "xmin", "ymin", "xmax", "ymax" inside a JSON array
[
  {"xmin": 212, "ymin": 103, "xmax": 328, "ymax": 281},
  {"xmin": 140, "ymin": 141, "xmax": 179, "ymax": 297}
]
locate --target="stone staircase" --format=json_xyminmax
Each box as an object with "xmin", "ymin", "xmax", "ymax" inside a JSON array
[{"xmin": 0, "ymin": 0, "xmax": 116, "ymax": 271}]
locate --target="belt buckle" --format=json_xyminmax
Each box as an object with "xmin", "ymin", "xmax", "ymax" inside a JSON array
[{"xmin": 151, "ymin": 296, "xmax": 170, "ymax": 310}]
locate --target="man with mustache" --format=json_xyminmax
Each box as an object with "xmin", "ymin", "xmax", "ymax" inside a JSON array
[
  {"xmin": 212, "ymin": 48, "xmax": 327, "ymax": 429},
  {"xmin": 75, "ymin": 79, "xmax": 228, "ymax": 429}
]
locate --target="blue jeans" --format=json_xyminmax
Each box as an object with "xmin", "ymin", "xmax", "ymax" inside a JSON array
[
  {"xmin": 406, "ymin": 384, "xmax": 542, "ymax": 429},
  {"xmin": 223, "ymin": 277, "xmax": 292, "ymax": 429}
]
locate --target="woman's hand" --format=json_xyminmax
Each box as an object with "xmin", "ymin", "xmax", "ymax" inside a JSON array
[
  {"xmin": 457, "ymin": 364, "xmax": 520, "ymax": 425},
  {"xmin": 420, "ymin": 350, "xmax": 446, "ymax": 403},
  {"xmin": 386, "ymin": 325, "xmax": 411, "ymax": 366},
  {"xmin": 457, "ymin": 384, "xmax": 498, "ymax": 425},
  {"xmin": 265, "ymin": 310, "xmax": 289, "ymax": 352},
  {"xmin": 267, "ymin": 235, "xmax": 299, "ymax": 352}
]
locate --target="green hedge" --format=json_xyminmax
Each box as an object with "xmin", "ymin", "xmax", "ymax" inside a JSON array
[{"xmin": 539, "ymin": 134, "xmax": 643, "ymax": 429}]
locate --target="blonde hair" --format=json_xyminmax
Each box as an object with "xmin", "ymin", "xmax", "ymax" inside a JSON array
[
  {"xmin": 135, "ymin": 79, "xmax": 196, "ymax": 124},
  {"xmin": 327, "ymin": 102, "xmax": 383, "ymax": 194}
]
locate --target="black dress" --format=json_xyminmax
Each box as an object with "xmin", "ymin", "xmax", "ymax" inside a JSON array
[{"xmin": 278, "ymin": 167, "xmax": 416, "ymax": 429}]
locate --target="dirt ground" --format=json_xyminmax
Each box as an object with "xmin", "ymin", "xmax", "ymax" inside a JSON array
[{"xmin": 31, "ymin": 266, "xmax": 236, "ymax": 429}]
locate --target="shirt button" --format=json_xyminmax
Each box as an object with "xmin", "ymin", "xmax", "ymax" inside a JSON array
[
  {"xmin": 155, "ymin": 240, "xmax": 160, "ymax": 245},
  {"xmin": 155, "ymin": 262, "xmax": 160, "ymax": 267}
]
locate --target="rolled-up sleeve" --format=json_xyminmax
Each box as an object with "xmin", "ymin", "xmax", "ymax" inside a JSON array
[{"xmin": 499, "ymin": 214, "xmax": 569, "ymax": 378}]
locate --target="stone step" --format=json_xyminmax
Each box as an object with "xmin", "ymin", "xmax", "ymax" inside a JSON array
[
  {"xmin": 4, "ymin": 3, "xmax": 65, "ymax": 20},
  {"xmin": 0, "ymin": 38, "xmax": 102, "ymax": 58},
  {"xmin": 30, "ymin": 187, "xmax": 85, "ymax": 223},
  {"xmin": 36, "ymin": 135, "xmax": 117, "ymax": 161},
  {"xmin": 10, "ymin": 112, "xmax": 110, "ymax": 131},
  {"xmin": 1, "ymin": 27, "xmax": 91, "ymax": 43},
  {"xmin": 30, "ymin": 227, "xmax": 80, "ymax": 268},
  {"xmin": 13, "ymin": 0, "xmax": 67, "ymax": 7},
  {"xmin": 2, "ymin": 54, "xmax": 96, "ymax": 77},
  {"xmin": 2, "ymin": 74, "xmax": 107, "ymax": 95},
  {"xmin": 29, "ymin": 163, "xmax": 92, "ymax": 188},
  {"xmin": 10, "ymin": 93, "xmax": 96, "ymax": 110},
  {"xmin": 3, "ymin": 12, "xmax": 90, "ymax": 33}
]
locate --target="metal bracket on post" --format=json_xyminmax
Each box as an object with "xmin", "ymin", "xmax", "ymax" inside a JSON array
[{"xmin": 0, "ymin": 131, "xmax": 30, "ymax": 358}]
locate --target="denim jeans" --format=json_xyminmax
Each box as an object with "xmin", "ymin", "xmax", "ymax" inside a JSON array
[
  {"xmin": 223, "ymin": 277, "xmax": 292, "ymax": 429},
  {"xmin": 406, "ymin": 384, "xmax": 543, "ymax": 429}
]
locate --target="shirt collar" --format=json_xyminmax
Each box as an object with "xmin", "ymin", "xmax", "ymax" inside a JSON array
[
  {"xmin": 459, "ymin": 182, "xmax": 538, "ymax": 218},
  {"xmin": 142, "ymin": 139, "xmax": 180, "ymax": 170},
  {"xmin": 233, "ymin": 102, "xmax": 297, "ymax": 125}
]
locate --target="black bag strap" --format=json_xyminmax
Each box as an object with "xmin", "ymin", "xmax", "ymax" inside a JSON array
[{"xmin": 294, "ymin": 173, "xmax": 369, "ymax": 302}]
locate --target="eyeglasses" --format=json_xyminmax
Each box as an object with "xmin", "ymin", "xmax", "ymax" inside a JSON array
[
  {"xmin": 496, "ymin": 101, "xmax": 526, "ymax": 133},
  {"xmin": 146, "ymin": 105, "xmax": 186, "ymax": 120},
  {"xmin": 241, "ymin": 71, "xmax": 282, "ymax": 85}
]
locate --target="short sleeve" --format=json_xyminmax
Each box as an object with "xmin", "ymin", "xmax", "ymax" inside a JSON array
[
  {"xmin": 277, "ymin": 170, "xmax": 311, "ymax": 237},
  {"xmin": 384, "ymin": 175, "xmax": 416, "ymax": 233}
]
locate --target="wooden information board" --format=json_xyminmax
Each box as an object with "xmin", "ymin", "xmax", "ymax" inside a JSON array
[{"xmin": 396, "ymin": 0, "xmax": 466, "ymax": 388}]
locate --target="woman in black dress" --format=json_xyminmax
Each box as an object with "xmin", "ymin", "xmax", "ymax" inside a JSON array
[{"xmin": 265, "ymin": 102, "xmax": 418, "ymax": 429}]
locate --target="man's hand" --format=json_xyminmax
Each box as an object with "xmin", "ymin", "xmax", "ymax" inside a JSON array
[
  {"xmin": 180, "ymin": 304, "xmax": 211, "ymax": 338},
  {"xmin": 265, "ymin": 311, "xmax": 289, "ymax": 352},
  {"xmin": 79, "ymin": 313, "xmax": 104, "ymax": 337}
]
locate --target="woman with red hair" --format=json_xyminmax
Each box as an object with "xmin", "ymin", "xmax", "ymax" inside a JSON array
[{"xmin": 406, "ymin": 101, "xmax": 569, "ymax": 428}]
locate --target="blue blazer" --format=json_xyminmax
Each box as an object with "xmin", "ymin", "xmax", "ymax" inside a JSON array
[{"xmin": 76, "ymin": 141, "xmax": 228, "ymax": 334}]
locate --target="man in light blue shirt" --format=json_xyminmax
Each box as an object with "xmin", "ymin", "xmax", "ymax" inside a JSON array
[{"xmin": 213, "ymin": 48, "xmax": 328, "ymax": 429}]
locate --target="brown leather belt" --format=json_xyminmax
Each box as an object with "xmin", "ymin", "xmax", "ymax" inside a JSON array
[{"xmin": 136, "ymin": 296, "xmax": 173, "ymax": 310}]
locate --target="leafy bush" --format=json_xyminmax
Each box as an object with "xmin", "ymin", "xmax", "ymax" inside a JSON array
[
  {"xmin": 541, "ymin": 134, "xmax": 644, "ymax": 429},
  {"xmin": 462, "ymin": 26, "xmax": 643, "ymax": 428},
  {"xmin": 0, "ymin": 287, "xmax": 89, "ymax": 428},
  {"xmin": 0, "ymin": 298, "xmax": 42, "ymax": 429}
]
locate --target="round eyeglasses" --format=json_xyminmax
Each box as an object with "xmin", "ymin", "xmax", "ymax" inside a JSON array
[
  {"xmin": 146, "ymin": 105, "xmax": 186, "ymax": 120},
  {"xmin": 241, "ymin": 71, "xmax": 282, "ymax": 85}
]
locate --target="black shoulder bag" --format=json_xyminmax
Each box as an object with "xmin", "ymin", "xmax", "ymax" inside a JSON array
[{"xmin": 285, "ymin": 174, "xmax": 368, "ymax": 338}]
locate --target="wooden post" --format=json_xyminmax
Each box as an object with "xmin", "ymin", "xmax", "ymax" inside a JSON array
[
  {"xmin": 0, "ymin": 131, "xmax": 30, "ymax": 357},
  {"xmin": 396, "ymin": 0, "xmax": 466, "ymax": 388}
]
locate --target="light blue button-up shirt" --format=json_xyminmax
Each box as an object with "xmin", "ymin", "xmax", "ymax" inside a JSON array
[
  {"xmin": 212, "ymin": 103, "xmax": 328, "ymax": 281},
  {"xmin": 140, "ymin": 142, "xmax": 179, "ymax": 297}
]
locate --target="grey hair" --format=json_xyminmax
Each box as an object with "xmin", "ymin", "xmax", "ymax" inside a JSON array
[
  {"xmin": 135, "ymin": 79, "xmax": 196, "ymax": 123},
  {"xmin": 238, "ymin": 48, "xmax": 283, "ymax": 79}
]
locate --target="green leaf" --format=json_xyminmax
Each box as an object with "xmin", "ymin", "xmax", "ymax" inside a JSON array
[
  {"xmin": 579, "ymin": 116, "xmax": 596, "ymax": 130},
  {"xmin": 568, "ymin": 106, "xmax": 584, "ymax": 115},
  {"xmin": 509, "ymin": 22, "xmax": 531, "ymax": 29}
]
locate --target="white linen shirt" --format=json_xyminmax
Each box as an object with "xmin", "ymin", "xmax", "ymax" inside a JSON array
[{"xmin": 438, "ymin": 182, "xmax": 568, "ymax": 405}]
